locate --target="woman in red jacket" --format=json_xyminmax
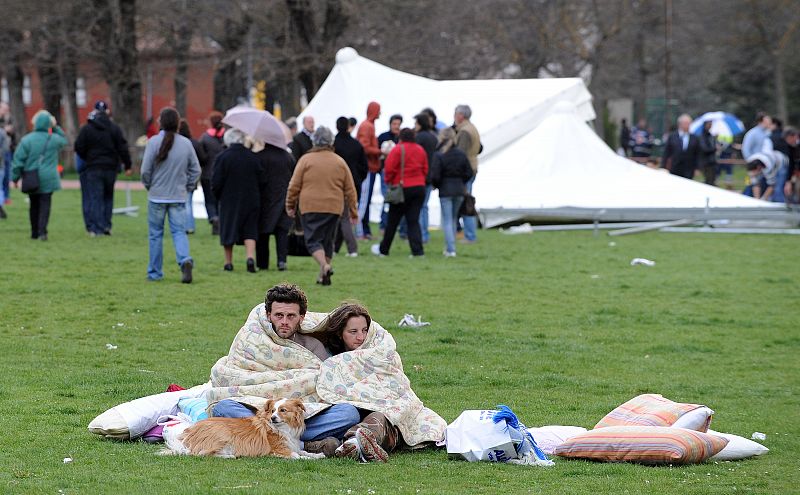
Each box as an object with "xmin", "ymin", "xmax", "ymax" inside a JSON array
[{"xmin": 371, "ymin": 128, "xmax": 428, "ymax": 257}]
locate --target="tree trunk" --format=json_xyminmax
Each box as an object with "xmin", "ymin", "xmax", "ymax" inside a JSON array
[
  {"xmin": 57, "ymin": 58, "xmax": 80, "ymax": 167},
  {"xmin": 212, "ymin": 17, "xmax": 249, "ymax": 111},
  {"xmin": 774, "ymin": 53, "xmax": 788, "ymax": 123},
  {"xmin": 174, "ymin": 23, "xmax": 191, "ymax": 117},
  {"xmin": 5, "ymin": 58, "xmax": 28, "ymax": 135},
  {"xmin": 108, "ymin": 0, "xmax": 144, "ymax": 145},
  {"xmin": 633, "ymin": 27, "xmax": 648, "ymax": 121},
  {"xmin": 37, "ymin": 37, "xmax": 62, "ymax": 120}
]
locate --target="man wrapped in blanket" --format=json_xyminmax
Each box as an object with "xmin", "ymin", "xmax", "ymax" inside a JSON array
[{"xmin": 208, "ymin": 284, "xmax": 446, "ymax": 461}]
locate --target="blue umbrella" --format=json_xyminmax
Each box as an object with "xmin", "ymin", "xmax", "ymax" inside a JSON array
[{"xmin": 690, "ymin": 112, "xmax": 745, "ymax": 138}]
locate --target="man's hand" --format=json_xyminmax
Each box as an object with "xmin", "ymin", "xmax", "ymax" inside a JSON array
[
  {"xmin": 350, "ymin": 215, "xmax": 359, "ymax": 225},
  {"xmin": 286, "ymin": 208, "xmax": 296, "ymax": 218},
  {"xmin": 12, "ymin": 180, "xmax": 18, "ymax": 189},
  {"xmin": 124, "ymin": 169, "xmax": 133, "ymax": 177}
]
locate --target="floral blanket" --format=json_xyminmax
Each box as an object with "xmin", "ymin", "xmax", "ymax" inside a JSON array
[{"xmin": 207, "ymin": 304, "xmax": 446, "ymax": 446}]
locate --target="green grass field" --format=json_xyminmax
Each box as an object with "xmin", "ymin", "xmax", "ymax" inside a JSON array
[{"xmin": 0, "ymin": 189, "xmax": 797, "ymax": 494}]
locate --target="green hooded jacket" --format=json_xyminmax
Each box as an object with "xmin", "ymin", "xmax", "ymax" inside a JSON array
[{"xmin": 11, "ymin": 112, "xmax": 68, "ymax": 194}]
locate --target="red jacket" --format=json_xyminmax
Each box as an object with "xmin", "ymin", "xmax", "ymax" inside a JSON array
[
  {"xmin": 357, "ymin": 101, "xmax": 381, "ymax": 173},
  {"xmin": 384, "ymin": 142, "xmax": 428, "ymax": 188}
]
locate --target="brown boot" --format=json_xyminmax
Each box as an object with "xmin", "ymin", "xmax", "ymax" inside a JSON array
[
  {"xmin": 303, "ymin": 436, "xmax": 340, "ymax": 458},
  {"xmin": 342, "ymin": 412, "xmax": 399, "ymax": 452}
]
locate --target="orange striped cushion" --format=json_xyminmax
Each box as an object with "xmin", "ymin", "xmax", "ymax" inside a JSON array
[
  {"xmin": 553, "ymin": 426, "xmax": 728, "ymax": 464},
  {"xmin": 594, "ymin": 394, "xmax": 705, "ymax": 429}
]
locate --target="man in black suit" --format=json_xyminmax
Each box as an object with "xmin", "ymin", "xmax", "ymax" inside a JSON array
[
  {"xmin": 289, "ymin": 115, "xmax": 315, "ymax": 163},
  {"xmin": 662, "ymin": 114, "xmax": 700, "ymax": 179}
]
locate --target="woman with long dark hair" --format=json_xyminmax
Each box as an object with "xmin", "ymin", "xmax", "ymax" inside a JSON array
[{"xmin": 140, "ymin": 107, "xmax": 201, "ymax": 283}]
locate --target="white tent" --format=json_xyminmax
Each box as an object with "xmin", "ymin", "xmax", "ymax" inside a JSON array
[
  {"xmin": 300, "ymin": 47, "xmax": 596, "ymax": 226},
  {"xmin": 476, "ymin": 102, "xmax": 790, "ymax": 227}
]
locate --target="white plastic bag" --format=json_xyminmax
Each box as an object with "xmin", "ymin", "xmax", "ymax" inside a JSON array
[
  {"xmin": 446, "ymin": 410, "xmax": 517, "ymax": 462},
  {"xmin": 160, "ymin": 413, "xmax": 195, "ymax": 455}
]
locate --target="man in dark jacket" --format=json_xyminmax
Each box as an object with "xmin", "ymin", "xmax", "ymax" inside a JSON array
[
  {"xmin": 199, "ymin": 111, "xmax": 225, "ymax": 234},
  {"xmin": 289, "ymin": 115, "xmax": 315, "ymax": 163},
  {"xmin": 333, "ymin": 116, "xmax": 368, "ymax": 256},
  {"xmin": 662, "ymin": 114, "xmax": 700, "ymax": 179},
  {"xmin": 74, "ymin": 100, "xmax": 132, "ymax": 236}
]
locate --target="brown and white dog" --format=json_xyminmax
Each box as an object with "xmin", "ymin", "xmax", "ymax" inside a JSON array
[{"xmin": 162, "ymin": 398, "xmax": 324, "ymax": 459}]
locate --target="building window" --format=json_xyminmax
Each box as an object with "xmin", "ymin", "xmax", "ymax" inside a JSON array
[
  {"xmin": 23, "ymin": 75, "xmax": 31, "ymax": 106},
  {"xmin": 76, "ymin": 77, "xmax": 87, "ymax": 107}
]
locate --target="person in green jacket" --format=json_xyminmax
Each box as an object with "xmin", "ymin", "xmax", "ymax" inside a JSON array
[{"xmin": 11, "ymin": 110, "xmax": 68, "ymax": 240}]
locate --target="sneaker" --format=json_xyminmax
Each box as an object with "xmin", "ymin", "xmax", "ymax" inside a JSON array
[
  {"xmin": 334, "ymin": 438, "xmax": 360, "ymax": 460},
  {"xmin": 346, "ymin": 252, "xmax": 358, "ymax": 257},
  {"xmin": 39, "ymin": 234, "xmax": 48, "ymax": 241},
  {"xmin": 0, "ymin": 206, "xmax": 6, "ymax": 219},
  {"xmin": 304, "ymin": 437, "xmax": 340, "ymax": 458},
  {"xmin": 277, "ymin": 261, "xmax": 287, "ymax": 271},
  {"xmin": 398, "ymin": 314, "xmax": 430, "ymax": 328},
  {"xmin": 246, "ymin": 258, "xmax": 256, "ymax": 273},
  {"xmin": 223, "ymin": 263, "xmax": 233, "ymax": 272},
  {"xmin": 181, "ymin": 260, "xmax": 193, "ymax": 283},
  {"xmin": 370, "ymin": 244, "xmax": 385, "ymax": 257},
  {"xmin": 355, "ymin": 428, "xmax": 389, "ymax": 463},
  {"xmin": 443, "ymin": 251, "xmax": 456, "ymax": 258}
]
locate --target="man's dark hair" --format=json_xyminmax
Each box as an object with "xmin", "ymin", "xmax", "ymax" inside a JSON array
[
  {"xmin": 265, "ymin": 284, "xmax": 307, "ymax": 314},
  {"xmin": 755, "ymin": 111, "xmax": 768, "ymax": 124},
  {"xmin": 399, "ymin": 127, "xmax": 416, "ymax": 142},
  {"xmin": 421, "ymin": 107, "xmax": 438, "ymax": 127},
  {"xmin": 348, "ymin": 117, "xmax": 357, "ymax": 128},
  {"xmin": 336, "ymin": 116, "xmax": 349, "ymax": 133},
  {"xmin": 746, "ymin": 159, "xmax": 764, "ymax": 171},
  {"xmin": 414, "ymin": 113, "xmax": 432, "ymax": 132},
  {"xmin": 389, "ymin": 114, "xmax": 403, "ymax": 124},
  {"xmin": 783, "ymin": 127, "xmax": 798, "ymax": 139}
]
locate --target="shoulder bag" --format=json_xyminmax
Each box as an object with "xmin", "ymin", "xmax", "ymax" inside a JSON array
[
  {"xmin": 21, "ymin": 134, "xmax": 52, "ymax": 194},
  {"xmin": 384, "ymin": 144, "xmax": 405, "ymax": 204}
]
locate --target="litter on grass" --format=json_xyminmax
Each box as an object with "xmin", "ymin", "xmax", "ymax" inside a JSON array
[
  {"xmin": 752, "ymin": 432, "xmax": 767, "ymax": 441},
  {"xmin": 398, "ymin": 314, "xmax": 430, "ymax": 327},
  {"xmin": 105, "ymin": 343, "xmax": 118, "ymax": 350},
  {"xmin": 630, "ymin": 258, "xmax": 656, "ymax": 266},
  {"xmin": 63, "ymin": 457, "xmax": 73, "ymax": 463}
]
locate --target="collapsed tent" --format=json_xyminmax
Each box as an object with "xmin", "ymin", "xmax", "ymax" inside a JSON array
[
  {"xmin": 300, "ymin": 47, "xmax": 595, "ymax": 226},
  {"xmin": 476, "ymin": 102, "xmax": 793, "ymax": 227}
]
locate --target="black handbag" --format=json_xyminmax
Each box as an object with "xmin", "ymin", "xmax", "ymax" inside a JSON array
[
  {"xmin": 21, "ymin": 134, "xmax": 51, "ymax": 194},
  {"xmin": 459, "ymin": 190, "xmax": 477, "ymax": 216},
  {"xmin": 21, "ymin": 170, "xmax": 40, "ymax": 193},
  {"xmin": 384, "ymin": 145, "xmax": 405, "ymax": 204}
]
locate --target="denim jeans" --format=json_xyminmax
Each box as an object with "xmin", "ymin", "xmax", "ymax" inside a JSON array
[
  {"xmin": 2, "ymin": 152, "xmax": 10, "ymax": 202},
  {"xmin": 0, "ymin": 160, "xmax": 5, "ymax": 204},
  {"xmin": 419, "ymin": 185, "xmax": 432, "ymax": 243},
  {"xmin": 212, "ymin": 399, "xmax": 360, "ymax": 441},
  {"xmin": 461, "ymin": 176, "xmax": 477, "ymax": 241},
  {"xmin": 440, "ymin": 195, "xmax": 463, "ymax": 254},
  {"xmin": 772, "ymin": 164, "xmax": 789, "ymax": 202},
  {"xmin": 185, "ymin": 190, "xmax": 196, "ymax": 232},
  {"xmin": 84, "ymin": 167, "xmax": 117, "ymax": 234},
  {"xmin": 147, "ymin": 201, "xmax": 192, "ymax": 280}
]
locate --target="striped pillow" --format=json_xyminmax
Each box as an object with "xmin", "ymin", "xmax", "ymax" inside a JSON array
[
  {"xmin": 553, "ymin": 426, "xmax": 728, "ymax": 464},
  {"xmin": 594, "ymin": 394, "xmax": 710, "ymax": 430}
]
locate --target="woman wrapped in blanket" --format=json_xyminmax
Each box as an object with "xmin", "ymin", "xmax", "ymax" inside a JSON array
[{"xmin": 307, "ymin": 303, "xmax": 401, "ymax": 463}]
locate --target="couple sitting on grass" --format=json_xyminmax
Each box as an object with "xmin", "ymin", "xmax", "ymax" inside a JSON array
[{"xmin": 207, "ymin": 283, "xmax": 446, "ymax": 462}]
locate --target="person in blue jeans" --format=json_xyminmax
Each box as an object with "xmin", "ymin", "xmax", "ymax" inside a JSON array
[
  {"xmin": 211, "ymin": 284, "xmax": 360, "ymax": 457},
  {"xmin": 430, "ymin": 128, "xmax": 474, "ymax": 257},
  {"xmin": 140, "ymin": 107, "xmax": 201, "ymax": 283}
]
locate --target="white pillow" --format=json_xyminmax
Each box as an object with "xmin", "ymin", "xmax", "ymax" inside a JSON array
[
  {"xmin": 528, "ymin": 425, "xmax": 588, "ymax": 455},
  {"xmin": 672, "ymin": 406, "xmax": 714, "ymax": 431},
  {"xmin": 708, "ymin": 429, "xmax": 769, "ymax": 461},
  {"xmin": 88, "ymin": 408, "xmax": 129, "ymax": 440}
]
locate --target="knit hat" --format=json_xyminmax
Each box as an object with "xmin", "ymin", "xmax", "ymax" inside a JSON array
[
  {"xmin": 312, "ymin": 126, "xmax": 334, "ymax": 147},
  {"xmin": 94, "ymin": 100, "xmax": 108, "ymax": 112}
]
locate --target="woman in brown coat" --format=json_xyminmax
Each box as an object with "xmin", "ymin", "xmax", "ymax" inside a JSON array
[{"xmin": 286, "ymin": 126, "xmax": 358, "ymax": 286}]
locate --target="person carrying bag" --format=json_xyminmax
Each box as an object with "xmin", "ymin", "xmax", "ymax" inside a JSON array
[
  {"xmin": 383, "ymin": 145, "xmax": 405, "ymax": 204},
  {"xmin": 11, "ymin": 110, "xmax": 68, "ymax": 240}
]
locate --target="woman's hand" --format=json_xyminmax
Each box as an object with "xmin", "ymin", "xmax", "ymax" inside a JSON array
[{"xmin": 286, "ymin": 208, "xmax": 296, "ymax": 218}]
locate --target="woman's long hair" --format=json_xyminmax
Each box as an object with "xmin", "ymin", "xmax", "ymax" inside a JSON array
[
  {"xmin": 437, "ymin": 127, "xmax": 456, "ymax": 153},
  {"xmin": 156, "ymin": 107, "xmax": 180, "ymax": 163},
  {"xmin": 308, "ymin": 303, "xmax": 371, "ymax": 355}
]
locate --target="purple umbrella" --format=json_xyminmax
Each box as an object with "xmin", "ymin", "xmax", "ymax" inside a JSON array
[{"xmin": 222, "ymin": 106, "xmax": 292, "ymax": 149}]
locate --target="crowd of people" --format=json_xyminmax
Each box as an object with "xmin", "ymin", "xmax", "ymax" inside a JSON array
[
  {"xmin": 1, "ymin": 99, "xmax": 482, "ymax": 285},
  {"xmin": 619, "ymin": 112, "xmax": 800, "ymax": 203}
]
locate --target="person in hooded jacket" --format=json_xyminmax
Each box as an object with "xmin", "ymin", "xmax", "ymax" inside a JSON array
[
  {"xmin": 199, "ymin": 110, "xmax": 225, "ymax": 234},
  {"xmin": 74, "ymin": 100, "xmax": 132, "ymax": 236},
  {"xmin": 11, "ymin": 110, "xmax": 69, "ymax": 240},
  {"xmin": 356, "ymin": 101, "xmax": 381, "ymax": 238}
]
